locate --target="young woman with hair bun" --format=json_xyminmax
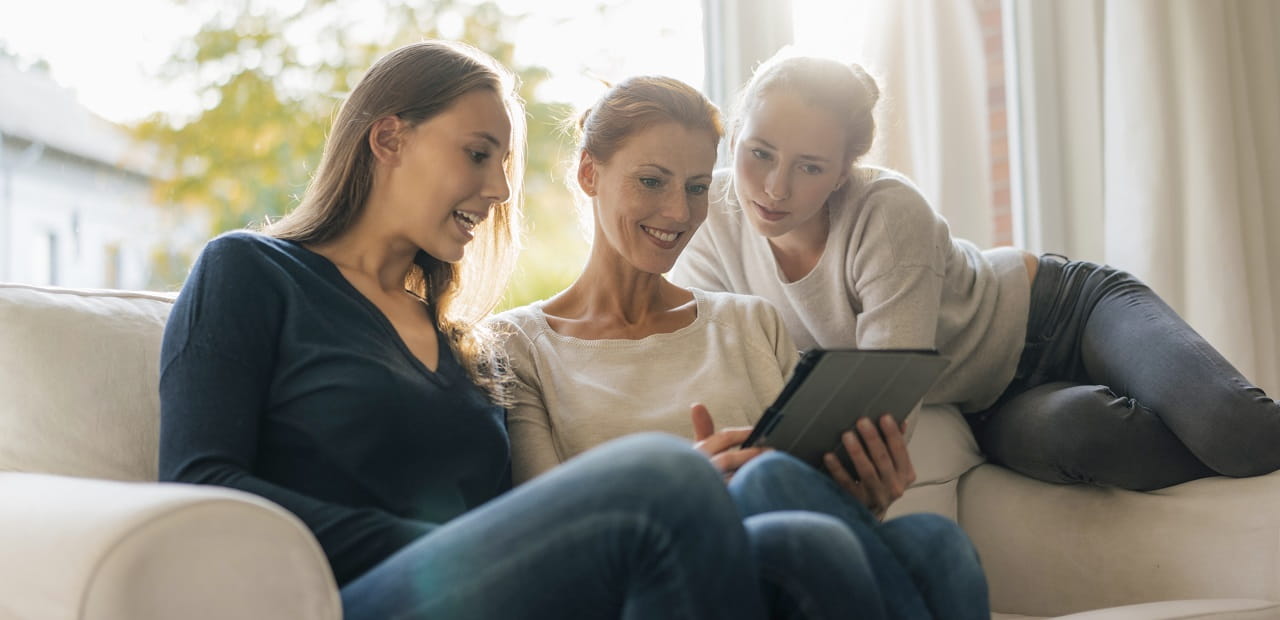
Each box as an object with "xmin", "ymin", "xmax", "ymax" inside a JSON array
[{"xmin": 671, "ymin": 48, "xmax": 1280, "ymax": 492}]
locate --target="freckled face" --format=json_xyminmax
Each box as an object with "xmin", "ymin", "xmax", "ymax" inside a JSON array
[
  {"xmin": 384, "ymin": 88, "xmax": 513, "ymax": 263},
  {"xmin": 580, "ymin": 122, "xmax": 718, "ymax": 275},
  {"xmin": 733, "ymin": 91, "xmax": 848, "ymax": 241}
]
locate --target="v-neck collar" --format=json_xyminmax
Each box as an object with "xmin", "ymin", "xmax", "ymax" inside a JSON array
[{"xmin": 285, "ymin": 239, "xmax": 452, "ymax": 385}]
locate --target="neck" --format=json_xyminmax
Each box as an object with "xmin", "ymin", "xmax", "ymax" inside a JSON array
[
  {"xmin": 552, "ymin": 239, "xmax": 681, "ymax": 326},
  {"xmin": 309, "ymin": 201, "xmax": 420, "ymax": 294},
  {"xmin": 767, "ymin": 203, "xmax": 830, "ymax": 282}
]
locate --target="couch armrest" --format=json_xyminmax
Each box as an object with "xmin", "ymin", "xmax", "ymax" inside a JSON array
[
  {"xmin": 958, "ymin": 465, "xmax": 1280, "ymax": 617},
  {"xmin": 0, "ymin": 473, "xmax": 341, "ymax": 620}
]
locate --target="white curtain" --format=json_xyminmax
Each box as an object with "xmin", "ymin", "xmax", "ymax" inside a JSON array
[
  {"xmin": 701, "ymin": 0, "xmax": 794, "ymax": 126},
  {"xmin": 1010, "ymin": 0, "xmax": 1280, "ymax": 395},
  {"xmin": 858, "ymin": 0, "xmax": 994, "ymax": 248}
]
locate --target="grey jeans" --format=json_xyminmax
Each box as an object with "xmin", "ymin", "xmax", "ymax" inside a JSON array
[{"xmin": 968, "ymin": 255, "xmax": 1280, "ymax": 490}]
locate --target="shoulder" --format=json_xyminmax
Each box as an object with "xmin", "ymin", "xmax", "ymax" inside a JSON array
[
  {"xmin": 844, "ymin": 167, "xmax": 948, "ymax": 235},
  {"xmin": 488, "ymin": 304, "xmax": 549, "ymax": 357},
  {"xmin": 839, "ymin": 167, "xmax": 952, "ymax": 273},
  {"xmin": 201, "ymin": 229, "xmax": 280, "ymax": 255},
  {"xmin": 693, "ymin": 288, "xmax": 795, "ymax": 363},
  {"xmin": 177, "ymin": 231, "xmax": 329, "ymax": 321},
  {"xmin": 695, "ymin": 288, "xmax": 783, "ymax": 331},
  {"xmin": 193, "ymin": 230, "xmax": 297, "ymax": 274},
  {"xmin": 489, "ymin": 304, "xmax": 544, "ymax": 335}
]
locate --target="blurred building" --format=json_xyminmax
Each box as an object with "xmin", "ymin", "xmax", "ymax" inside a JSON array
[{"xmin": 0, "ymin": 55, "xmax": 204, "ymax": 290}]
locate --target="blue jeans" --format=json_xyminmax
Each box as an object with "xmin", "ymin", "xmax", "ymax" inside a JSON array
[
  {"xmin": 746, "ymin": 511, "xmax": 888, "ymax": 619},
  {"xmin": 341, "ymin": 433, "xmax": 882, "ymax": 619},
  {"xmin": 731, "ymin": 451, "xmax": 990, "ymax": 620},
  {"xmin": 970, "ymin": 256, "xmax": 1280, "ymax": 490}
]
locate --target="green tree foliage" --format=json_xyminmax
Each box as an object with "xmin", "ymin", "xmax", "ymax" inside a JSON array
[{"xmin": 132, "ymin": 0, "xmax": 588, "ymax": 306}]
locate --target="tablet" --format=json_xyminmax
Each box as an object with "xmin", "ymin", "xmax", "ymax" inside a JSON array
[{"xmin": 742, "ymin": 349, "xmax": 949, "ymax": 468}]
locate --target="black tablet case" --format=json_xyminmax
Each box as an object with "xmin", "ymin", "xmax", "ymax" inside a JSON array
[{"xmin": 743, "ymin": 349, "xmax": 949, "ymax": 467}]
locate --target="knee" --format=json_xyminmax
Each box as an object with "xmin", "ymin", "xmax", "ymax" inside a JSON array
[
  {"xmin": 589, "ymin": 432, "xmax": 725, "ymax": 500},
  {"xmin": 733, "ymin": 450, "xmax": 811, "ymax": 490},
  {"xmin": 884, "ymin": 514, "xmax": 981, "ymax": 570},
  {"xmin": 1195, "ymin": 386, "xmax": 1280, "ymax": 477},
  {"xmin": 746, "ymin": 511, "xmax": 851, "ymax": 550},
  {"xmin": 729, "ymin": 451, "xmax": 839, "ymax": 517},
  {"xmin": 984, "ymin": 383, "xmax": 1146, "ymax": 467},
  {"xmin": 744, "ymin": 512, "xmax": 872, "ymax": 575}
]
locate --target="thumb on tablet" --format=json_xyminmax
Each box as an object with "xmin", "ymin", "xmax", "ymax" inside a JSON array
[{"xmin": 690, "ymin": 403, "xmax": 715, "ymax": 441}]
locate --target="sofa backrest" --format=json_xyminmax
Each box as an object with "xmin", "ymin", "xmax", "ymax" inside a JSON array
[{"xmin": 0, "ymin": 283, "xmax": 175, "ymax": 481}]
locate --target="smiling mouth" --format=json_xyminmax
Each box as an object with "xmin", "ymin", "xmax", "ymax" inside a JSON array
[
  {"xmin": 453, "ymin": 210, "xmax": 485, "ymax": 233},
  {"xmin": 640, "ymin": 224, "xmax": 682, "ymax": 247}
]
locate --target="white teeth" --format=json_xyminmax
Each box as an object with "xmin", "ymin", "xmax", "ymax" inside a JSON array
[
  {"xmin": 453, "ymin": 211, "xmax": 481, "ymax": 231},
  {"xmin": 641, "ymin": 225, "xmax": 679, "ymax": 243}
]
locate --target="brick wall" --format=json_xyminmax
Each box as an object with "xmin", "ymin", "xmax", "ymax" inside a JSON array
[{"xmin": 976, "ymin": 0, "xmax": 1013, "ymax": 246}]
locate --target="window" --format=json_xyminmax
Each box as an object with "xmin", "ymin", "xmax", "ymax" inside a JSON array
[
  {"xmin": 31, "ymin": 230, "xmax": 58, "ymax": 285},
  {"xmin": 103, "ymin": 242, "xmax": 122, "ymax": 289},
  {"xmin": 0, "ymin": 0, "xmax": 706, "ymax": 303}
]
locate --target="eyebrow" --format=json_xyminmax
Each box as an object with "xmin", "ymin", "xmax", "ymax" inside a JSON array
[
  {"xmin": 470, "ymin": 131, "xmax": 505, "ymax": 148},
  {"xmin": 746, "ymin": 137, "xmax": 833, "ymax": 163},
  {"xmin": 639, "ymin": 164, "xmax": 712, "ymax": 181},
  {"xmin": 639, "ymin": 163, "xmax": 673, "ymax": 175}
]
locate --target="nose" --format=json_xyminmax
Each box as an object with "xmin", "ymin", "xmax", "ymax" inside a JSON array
[
  {"xmin": 483, "ymin": 166, "xmax": 512, "ymax": 205},
  {"xmin": 662, "ymin": 192, "xmax": 692, "ymax": 224},
  {"xmin": 765, "ymin": 166, "xmax": 791, "ymax": 201}
]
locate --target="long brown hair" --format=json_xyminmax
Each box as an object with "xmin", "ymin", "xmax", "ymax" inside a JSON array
[{"xmin": 266, "ymin": 40, "xmax": 525, "ymax": 402}]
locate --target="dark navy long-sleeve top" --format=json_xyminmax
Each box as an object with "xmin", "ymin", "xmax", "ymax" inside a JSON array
[{"xmin": 158, "ymin": 231, "xmax": 511, "ymax": 586}]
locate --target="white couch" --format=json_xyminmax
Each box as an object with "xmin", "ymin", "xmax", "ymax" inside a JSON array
[{"xmin": 1, "ymin": 281, "xmax": 1278, "ymax": 619}]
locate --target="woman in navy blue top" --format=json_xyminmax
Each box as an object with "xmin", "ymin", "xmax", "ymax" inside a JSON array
[{"xmin": 159, "ymin": 40, "xmax": 782, "ymax": 620}]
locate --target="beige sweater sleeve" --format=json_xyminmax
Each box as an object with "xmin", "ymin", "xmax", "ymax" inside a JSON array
[
  {"xmin": 847, "ymin": 181, "xmax": 951, "ymax": 351},
  {"xmin": 494, "ymin": 319, "xmax": 565, "ymax": 484}
]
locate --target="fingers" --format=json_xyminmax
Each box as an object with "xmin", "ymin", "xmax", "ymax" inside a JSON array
[
  {"xmin": 693, "ymin": 427, "xmax": 755, "ymax": 456},
  {"xmin": 712, "ymin": 446, "xmax": 766, "ymax": 477},
  {"xmin": 690, "ymin": 403, "xmax": 715, "ymax": 442},
  {"xmin": 842, "ymin": 428, "xmax": 892, "ymax": 510},
  {"xmin": 857, "ymin": 418, "xmax": 897, "ymax": 482},
  {"xmin": 880, "ymin": 414, "xmax": 917, "ymax": 486},
  {"xmin": 823, "ymin": 452, "xmax": 869, "ymax": 505},
  {"xmin": 830, "ymin": 415, "xmax": 916, "ymax": 516}
]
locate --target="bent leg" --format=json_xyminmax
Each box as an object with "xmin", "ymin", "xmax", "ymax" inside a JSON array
[
  {"xmin": 977, "ymin": 381, "xmax": 1216, "ymax": 490},
  {"xmin": 1081, "ymin": 278, "xmax": 1280, "ymax": 478},
  {"xmin": 730, "ymin": 451, "xmax": 933, "ymax": 619},
  {"xmin": 342, "ymin": 433, "xmax": 765, "ymax": 620},
  {"xmin": 745, "ymin": 511, "xmax": 887, "ymax": 620},
  {"xmin": 879, "ymin": 514, "xmax": 989, "ymax": 620}
]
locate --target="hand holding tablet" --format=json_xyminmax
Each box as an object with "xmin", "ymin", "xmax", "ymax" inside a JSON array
[{"xmin": 742, "ymin": 349, "xmax": 949, "ymax": 468}]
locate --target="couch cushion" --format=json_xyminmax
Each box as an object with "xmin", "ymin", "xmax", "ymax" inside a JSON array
[
  {"xmin": 993, "ymin": 599, "xmax": 1280, "ymax": 620},
  {"xmin": 908, "ymin": 403, "xmax": 986, "ymax": 486},
  {"xmin": 888, "ymin": 403, "xmax": 987, "ymax": 518},
  {"xmin": 0, "ymin": 283, "xmax": 174, "ymax": 481},
  {"xmin": 960, "ymin": 464, "xmax": 1280, "ymax": 616}
]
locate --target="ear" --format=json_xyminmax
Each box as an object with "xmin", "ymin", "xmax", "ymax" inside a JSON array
[
  {"xmin": 577, "ymin": 150, "xmax": 599, "ymax": 197},
  {"xmin": 369, "ymin": 116, "xmax": 406, "ymax": 166}
]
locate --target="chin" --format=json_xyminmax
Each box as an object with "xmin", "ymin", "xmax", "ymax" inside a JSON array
[
  {"xmin": 744, "ymin": 214, "xmax": 780, "ymax": 237},
  {"xmin": 420, "ymin": 245, "xmax": 466, "ymax": 265}
]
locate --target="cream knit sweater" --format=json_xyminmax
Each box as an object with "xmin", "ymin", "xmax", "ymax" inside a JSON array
[
  {"xmin": 671, "ymin": 167, "xmax": 1030, "ymax": 413},
  {"xmin": 493, "ymin": 289, "xmax": 799, "ymax": 484}
]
